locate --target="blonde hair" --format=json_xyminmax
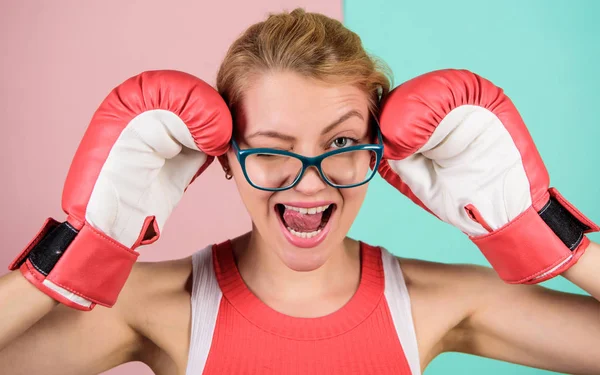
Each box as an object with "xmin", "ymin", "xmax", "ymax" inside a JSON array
[{"xmin": 216, "ymin": 8, "xmax": 392, "ymax": 124}]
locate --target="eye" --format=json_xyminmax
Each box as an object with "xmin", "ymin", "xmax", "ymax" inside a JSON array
[{"xmin": 331, "ymin": 137, "xmax": 358, "ymax": 149}]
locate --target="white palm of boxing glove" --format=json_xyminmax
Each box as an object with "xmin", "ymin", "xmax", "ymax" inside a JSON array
[
  {"xmin": 390, "ymin": 104, "xmax": 531, "ymax": 236},
  {"xmin": 88, "ymin": 109, "xmax": 207, "ymax": 247}
]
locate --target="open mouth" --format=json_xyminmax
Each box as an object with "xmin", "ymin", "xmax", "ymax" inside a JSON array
[{"xmin": 276, "ymin": 203, "xmax": 336, "ymax": 239}]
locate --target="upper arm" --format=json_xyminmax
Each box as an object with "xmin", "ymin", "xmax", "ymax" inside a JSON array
[
  {"xmin": 428, "ymin": 262, "xmax": 600, "ymax": 374},
  {"xmin": 0, "ymin": 263, "xmax": 157, "ymax": 375}
]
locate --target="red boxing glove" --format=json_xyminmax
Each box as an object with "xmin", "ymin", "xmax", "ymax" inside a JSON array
[
  {"xmin": 9, "ymin": 70, "xmax": 232, "ymax": 310},
  {"xmin": 378, "ymin": 69, "xmax": 599, "ymax": 284}
]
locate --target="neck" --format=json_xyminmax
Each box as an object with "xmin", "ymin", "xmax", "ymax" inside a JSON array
[{"xmin": 231, "ymin": 228, "xmax": 361, "ymax": 316}]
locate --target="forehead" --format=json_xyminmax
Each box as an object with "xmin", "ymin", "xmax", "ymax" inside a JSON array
[{"xmin": 239, "ymin": 71, "xmax": 369, "ymax": 134}]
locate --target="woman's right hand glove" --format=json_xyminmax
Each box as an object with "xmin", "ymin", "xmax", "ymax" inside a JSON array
[{"xmin": 8, "ymin": 70, "xmax": 232, "ymax": 311}]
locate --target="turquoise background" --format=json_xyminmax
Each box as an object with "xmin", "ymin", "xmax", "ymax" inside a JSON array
[{"xmin": 345, "ymin": 0, "xmax": 600, "ymax": 374}]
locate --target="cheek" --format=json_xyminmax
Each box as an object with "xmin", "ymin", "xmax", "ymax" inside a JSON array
[{"xmin": 339, "ymin": 185, "xmax": 369, "ymax": 219}]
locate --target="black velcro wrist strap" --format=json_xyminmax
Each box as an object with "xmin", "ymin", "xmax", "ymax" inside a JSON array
[
  {"xmin": 538, "ymin": 196, "xmax": 590, "ymax": 251},
  {"xmin": 28, "ymin": 221, "xmax": 78, "ymax": 276}
]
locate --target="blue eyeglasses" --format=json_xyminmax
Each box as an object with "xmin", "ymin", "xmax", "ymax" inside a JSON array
[{"xmin": 231, "ymin": 126, "xmax": 384, "ymax": 192}]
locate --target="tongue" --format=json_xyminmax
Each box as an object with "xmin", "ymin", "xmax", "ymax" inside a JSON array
[{"xmin": 283, "ymin": 209, "xmax": 323, "ymax": 232}]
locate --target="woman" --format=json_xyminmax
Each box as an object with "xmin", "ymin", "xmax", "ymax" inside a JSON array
[{"xmin": 1, "ymin": 8, "xmax": 599, "ymax": 375}]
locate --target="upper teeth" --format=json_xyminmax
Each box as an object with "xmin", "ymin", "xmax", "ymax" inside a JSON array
[{"xmin": 284, "ymin": 204, "xmax": 330, "ymax": 215}]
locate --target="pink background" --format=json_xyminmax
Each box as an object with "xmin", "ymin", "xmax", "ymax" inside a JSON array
[{"xmin": 0, "ymin": 1, "xmax": 341, "ymax": 374}]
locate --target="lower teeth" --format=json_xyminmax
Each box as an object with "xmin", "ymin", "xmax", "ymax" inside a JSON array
[{"xmin": 287, "ymin": 227, "xmax": 322, "ymax": 239}]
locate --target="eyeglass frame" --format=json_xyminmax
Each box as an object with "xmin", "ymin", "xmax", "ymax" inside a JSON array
[{"xmin": 230, "ymin": 122, "xmax": 384, "ymax": 192}]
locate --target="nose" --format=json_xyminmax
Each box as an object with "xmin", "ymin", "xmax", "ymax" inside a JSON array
[{"xmin": 293, "ymin": 166, "xmax": 327, "ymax": 195}]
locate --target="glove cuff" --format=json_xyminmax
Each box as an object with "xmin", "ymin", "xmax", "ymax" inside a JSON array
[
  {"xmin": 9, "ymin": 218, "xmax": 139, "ymax": 310},
  {"xmin": 472, "ymin": 188, "xmax": 599, "ymax": 284}
]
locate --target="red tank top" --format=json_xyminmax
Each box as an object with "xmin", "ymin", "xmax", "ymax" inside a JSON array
[{"xmin": 186, "ymin": 240, "xmax": 417, "ymax": 374}]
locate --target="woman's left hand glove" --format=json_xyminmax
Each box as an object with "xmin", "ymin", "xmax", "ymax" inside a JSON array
[{"xmin": 377, "ymin": 69, "xmax": 598, "ymax": 284}]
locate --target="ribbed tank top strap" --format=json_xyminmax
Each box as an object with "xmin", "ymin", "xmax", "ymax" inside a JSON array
[
  {"xmin": 186, "ymin": 244, "xmax": 223, "ymax": 375},
  {"xmin": 380, "ymin": 247, "xmax": 421, "ymax": 375}
]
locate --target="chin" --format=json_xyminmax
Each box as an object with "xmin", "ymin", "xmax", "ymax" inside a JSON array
[{"xmin": 276, "ymin": 239, "xmax": 333, "ymax": 272}]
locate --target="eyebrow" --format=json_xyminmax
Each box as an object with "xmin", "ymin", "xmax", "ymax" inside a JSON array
[{"xmin": 245, "ymin": 110, "xmax": 365, "ymax": 141}]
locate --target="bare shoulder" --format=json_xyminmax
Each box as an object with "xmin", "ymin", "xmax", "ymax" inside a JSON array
[
  {"xmin": 122, "ymin": 256, "xmax": 194, "ymax": 306},
  {"xmin": 397, "ymin": 256, "xmax": 500, "ymax": 290},
  {"xmin": 397, "ymin": 255, "xmax": 513, "ymax": 315},
  {"xmin": 391, "ymin": 254, "xmax": 504, "ymax": 367},
  {"xmin": 117, "ymin": 255, "xmax": 195, "ymax": 373}
]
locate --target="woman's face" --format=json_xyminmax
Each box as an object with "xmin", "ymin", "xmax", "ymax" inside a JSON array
[{"xmin": 225, "ymin": 71, "xmax": 372, "ymax": 271}]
